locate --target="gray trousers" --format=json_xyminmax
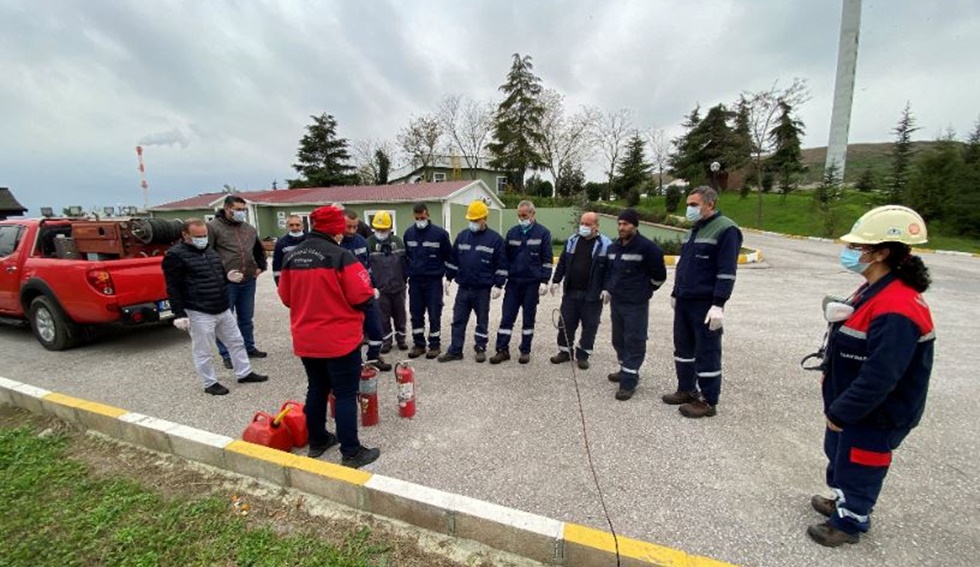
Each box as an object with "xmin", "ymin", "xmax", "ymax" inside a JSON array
[{"xmin": 187, "ymin": 309, "xmax": 251, "ymax": 387}]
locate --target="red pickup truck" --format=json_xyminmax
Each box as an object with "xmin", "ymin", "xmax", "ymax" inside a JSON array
[{"xmin": 0, "ymin": 217, "xmax": 182, "ymax": 350}]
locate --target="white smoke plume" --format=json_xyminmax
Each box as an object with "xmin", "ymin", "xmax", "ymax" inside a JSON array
[{"xmin": 138, "ymin": 128, "xmax": 190, "ymax": 148}]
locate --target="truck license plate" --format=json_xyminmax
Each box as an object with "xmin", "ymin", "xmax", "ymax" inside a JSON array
[{"xmin": 157, "ymin": 300, "xmax": 172, "ymax": 318}]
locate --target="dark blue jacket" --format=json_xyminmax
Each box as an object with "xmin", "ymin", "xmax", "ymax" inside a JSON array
[
  {"xmin": 673, "ymin": 212, "xmax": 742, "ymax": 307},
  {"xmin": 446, "ymin": 227, "xmax": 507, "ymax": 289},
  {"xmin": 161, "ymin": 241, "xmax": 229, "ymax": 317},
  {"xmin": 403, "ymin": 222, "xmax": 452, "ymax": 279},
  {"xmin": 823, "ymin": 273, "xmax": 935, "ymax": 432},
  {"xmin": 272, "ymin": 233, "xmax": 307, "ymax": 286},
  {"xmin": 504, "ymin": 222, "xmax": 553, "ymax": 284},
  {"xmin": 603, "ymin": 231, "xmax": 667, "ymax": 303},
  {"xmin": 341, "ymin": 234, "xmax": 373, "ymax": 286},
  {"xmin": 552, "ymin": 233, "xmax": 612, "ymax": 302}
]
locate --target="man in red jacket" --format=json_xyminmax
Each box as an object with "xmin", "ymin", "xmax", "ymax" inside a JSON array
[{"xmin": 277, "ymin": 205, "xmax": 380, "ymax": 469}]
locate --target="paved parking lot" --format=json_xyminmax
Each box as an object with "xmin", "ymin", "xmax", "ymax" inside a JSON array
[{"xmin": 2, "ymin": 231, "xmax": 978, "ymax": 567}]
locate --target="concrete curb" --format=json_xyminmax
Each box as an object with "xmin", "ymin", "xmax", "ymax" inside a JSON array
[
  {"xmin": 0, "ymin": 375, "xmax": 740, "ymax": 567},
  {"xmin": 741, "ymin": 227, "xmax": 980, "ymax": 258}
]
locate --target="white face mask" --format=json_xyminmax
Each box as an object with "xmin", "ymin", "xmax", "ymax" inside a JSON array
[
  {"xmin": 468, "ymin": 221, "xmax": 481, "ymax": 232},
  {"xmin": 375, "ymin": 231, "xmax": 390, "ymax": 240},
  {"xmin": 232, "ymin": 210, "xmax": 247, "ymax": 223},
  {"xmin": 415, "ymin": 219, "xmax": 429, "ymax": 229},
  {"xmin": 685, "ymin": 205, "xmax": 702, "ymax": 223},
  {"xmin": 288, "ymin": 231, "xmax": 304, "ymax": 238},
  {"xmin": 190, "ymin": 236, "xmax": 208, "ymax": 250},
  {"xmin": 518, "ymin": 218, "xmax": 532, "ymax": 229},
  {"xmin": 578, "ymin": 225, "xmax": 593, "ymax": 237}
]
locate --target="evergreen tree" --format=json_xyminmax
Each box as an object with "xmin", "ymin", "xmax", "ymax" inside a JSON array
[
  {"xmin": 613, "ymin": 133, "xmax": 651, "ymax": 198},
  {"xmin": 555, "ymin": 162, "xmax": 586, "ymax": 197},
  {"xmin": 488, "ymin": 53, "xmax": 548, "ymax": 192},
  {"xmin": 288, "ymin": 113, "xmax": 356, "ymax": 188},
  {"xmin": 964, "ymin": 117, "xmax": 980, "ymax": 166},
  {"xmin": 668, "ymin": 105, "xmax": 703, "ymax": 186},
  {"xmin": 731, "ymin": 97, "xmax": 755, "ymax": 172},
  {"xmin": 855, "ymin": 168, "xmax": 876, "ymax": 193},
  {"xmin": 815, "ymin": 161, "xmax": 844, "ymax": 237},
  {"xmin": 907, "ymin": 135, "xmax": 960, "ymax": 222},
  {"xmin": 881, "ymin": 102, "xmax": 920, "ymax": 204},
  {"xmin": 375, "ymin": 149, "xmax": 391, "ymax": 184},
  {"xmin": 767, "ymin": 100, "xmax": 807, "ymax": 197}
]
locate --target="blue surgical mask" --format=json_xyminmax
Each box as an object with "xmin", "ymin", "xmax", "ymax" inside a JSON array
[
  {"xmin": 839, "ymin": 247, "xmax": 871, "ymax": 274},
  {"xmin": 288, "ymin": 231, "xmax": 304, "ymax": 238},
  {"xmin": 415, "ymin": 219, "xmax": 429, "ymax": 230},
  {"xmin": 685, "ymin": 205, "xmax": 702, "ymax": 223},
  {"xmin": 518, "ymin": 219, "xmax": 532, "ymax": 229},
  {"xmin": 468, "ymin": 221, "xmax": 481, "ymax": 232},
  {"xmin": 578, "ymin": 225, "xmax": 593, "ymax": 238},
  {"xmin": 232, "ymin": 210, "xmax": 247, "ymax": 223},
  {"xmin": 191, "ymin": 237, "xmax": 208, "ymax": 250}
]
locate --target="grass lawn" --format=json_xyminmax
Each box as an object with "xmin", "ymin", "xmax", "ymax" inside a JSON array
[{"xmin": 0, "ymin": 425, "xmax": 387, "ymax": 567}]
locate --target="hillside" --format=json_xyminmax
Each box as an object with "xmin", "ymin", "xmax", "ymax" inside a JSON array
[{"xmin": 799, "ymin": 141, "xmax": 942, "ymax": 184}]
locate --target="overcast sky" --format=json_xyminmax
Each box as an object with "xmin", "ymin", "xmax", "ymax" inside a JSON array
[{"xmin": 1, "ymin": 0, "xmax": 977, "ymax": 215}]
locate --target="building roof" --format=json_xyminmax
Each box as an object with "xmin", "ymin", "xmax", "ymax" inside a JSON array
[
  {"xmin": 0, "ymin": 187, "xmax": 27, "ymax": 214},
  {"xmin": 389, "ymin": 155, "xmax": 499, "ymax": 181},
  {"xmin": 150, "ymin": 181, "xmax": 483, "ymax": 211}
]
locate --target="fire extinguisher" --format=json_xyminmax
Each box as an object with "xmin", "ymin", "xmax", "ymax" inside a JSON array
[
  {"xmin": 394, "ymin": 361, "xmax": 416, "ymax": 419},
  {"xmin": 359, "ymin": 364, "xmax": 379, "ymax": 427}
]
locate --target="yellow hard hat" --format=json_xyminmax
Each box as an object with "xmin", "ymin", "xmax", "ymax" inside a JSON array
[
  {"xmin": 840, "ymin": 205, "xmax": 928, "ymax": 246},
  {"xmin": 372, "ymin": 211, "xmax": 392, "ymax": 230},
  {"xmin": 465, "ymin": 200, "xmax": 489, "ymax": 221}
]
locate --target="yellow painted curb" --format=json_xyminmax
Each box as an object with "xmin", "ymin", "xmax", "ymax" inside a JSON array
[
  {"xmin": 225, "ymin": 439, "xmax": 305, "ymax": 467},
  {"xmin": 563, "ymin": 523, "xmax": 740, "ymax": 566},
  {"xmin": 78, "ymin": 400, "xmax": 128, "ymax": 418},
  {"xmin": 43, "ymin": 392, "xmax": 86, "ymax": 408},
  {"xmin": 290, "ymin": 454, "xmax": 372, "ymax": 485}
]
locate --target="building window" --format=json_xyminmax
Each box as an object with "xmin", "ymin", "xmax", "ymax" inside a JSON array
[
  {"xmin": 496, "ymin": 176, "xmax": 508, "ymax": 194},
  {"xmin": 364, "ymin": 210, "xmax": 396, "ymax": 234},
  {"xmin": 432, "ymin": 172, "xmax": 447, "ymax": 182},
  {"xmin": 204, "ymin": 214, "xmax": 216, "ymax": 223}
]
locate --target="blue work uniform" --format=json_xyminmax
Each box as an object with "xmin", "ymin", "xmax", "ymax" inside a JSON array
[
  {"xmin": 403, "ymin": 221, "xmax": 453, "ymax": 350},
  {"xmin": 494, "ymin": 221, "xmax": 552, "ymax": 354},
  {"xmin": 604, "ymin": 231, "xmax": 667, "ymax": 390},
  {"xmin": 272, "ymin": 232, "xmax": 307, "ymax": 286},
  {"xmin": 341, "ymin": 233, "xmax": 384, "ymax": 361},
  {"xmin": 671, "ymin": 211, "xmax": 742, "ymax": 405},
  {"xmin": 551, "ymin": 233, "xmax": 612, "ymax": 361},
  {"xmin": 445, "ymin": 227, "xmax": 507, "ymax": 356}
]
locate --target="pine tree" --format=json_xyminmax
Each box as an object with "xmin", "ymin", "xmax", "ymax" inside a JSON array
[
  {"xmin": 614, "ymin": 133, "xmax": 651, "ymax": 199},
  {"xmin": 964, "ymin": 117, "xmax": 980, "ymax": 166},
  {"xmin": 881, "ymin": 102, "xmax": 920, "ymax": 204},
  {"xmin": 907, "ymin": 134, "xmax": 960, "ymax": 222},
  {"xmin": 488, "ymin": 53, "xmax": 548, "ymax": 192},
  {"xmin": 815, "ymin": 161, "xmax": 843, "ymax": 237},
  {"xmin": 767, "ymin": 100, "xmax": 807, "ymax": 197},
  {"xmin": 731, "ymin": 97, "xmax": 755, "ymax": 172},
  {"xmin": 668, "ymin": 105, "xmax": 703, "ymax": 186},
  {"xmin": 855, "ymin": 168, "xmax": 876, "ymax": 193},
  {"xmin": 288, "ymin": 113, "xmax": 356, "ymax": 188}
]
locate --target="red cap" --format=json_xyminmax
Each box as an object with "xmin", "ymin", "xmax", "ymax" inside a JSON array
[{"xmin": 310, "ymin": 206, "xmax": 346, "ymax": 235}]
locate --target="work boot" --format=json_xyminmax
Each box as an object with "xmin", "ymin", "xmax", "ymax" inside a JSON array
[
  {"xmin": 438, "ymin": 352, "xmax": 462, "ymax": 363},
  {"xmin": 204, "ymin": 382, "xmax": 229, "ymax": 396},
  {"xmin": 475, "ymin": 350, "xmax": 487, "ymax": 363},
  {"xmin": 615, "ymin": 387, "xmax": 635, "ymax": 401},
  {"xmin": 368, "ymin": 357, "xmax": 392, "ymax": 372},
  {"xmin": 408, "ymin": 345, "xmax": 426, "ymax": 359},
  {"xmin": 308, "ymin": 432, "xmax": 338, "ymax": 458},
  {"xmin": 550, "ymin": 352, "xmax": 571, "ymax": 364},
  {"xmin": 806, "ymin": 522, "xmax": 859, "ymax": 547},
  {"xmin": 380, "ymin": 343, "xmax": 392, "ymax": 354},
  {"xmin": 246, "ymin": 348, "xmax": 268, "ymax": 358},
  {"xmin": 518, "ymin": 353, "xmax": 531, "ymax": 364},
  {"xmin": 342, "ymin": 446, "xmax": 381, "ymax": 469},
  {"xmin": 489, "ymin": 350, "xmax": 511, "ymax": 364},
  {"xmin": 811, "ymin": 495, "xmax": 837, "ymax": 517},
  {"xmin": 662, "ymin": 390, "xmax": 699, "ymax": 405},
  {"xmin": 222, "ymin": 358, "xmax": 233, "ymax": 369},
  {"xmin": 425, "ymin": 347, "xmax": 441, "ymax": 359},
  {"xmin": 679, "ymin": 399, "xmax": 717, "ymax": 418},
  {"xmin": 238, "ymin": 372, "xmax": 269, "ymax": 384},
  {"xmin": 607, "ymin": 372, "xmax": 620, "ymax": 383},
  {"xmin": 577, "ymin": 358, "xmax": 590, "ymax": 370},
  {"xmin": 397, "ymin": 342, "xmax": 409, "ymax": 351}
]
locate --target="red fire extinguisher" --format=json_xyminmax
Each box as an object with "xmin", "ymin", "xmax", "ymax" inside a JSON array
[
  {"xmin": 359, "ymin": 364, "xmax": 379, "ymax": 427},
  {"xmin": 394, "ymin": 361, "xmax": 416, "ymax": 419}
]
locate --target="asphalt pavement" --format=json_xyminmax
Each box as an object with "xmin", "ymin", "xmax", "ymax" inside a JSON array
[{"xmin": 1, "ymin": 231, "xmax": 978, "ymax": 567}]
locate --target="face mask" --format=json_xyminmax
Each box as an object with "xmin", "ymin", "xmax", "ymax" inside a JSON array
[
  {"xmin": 578, "ymin": 225, "xmax": 593, "ymax": 238},
  {"xmin": 839, "ymin": 247, "xmax": 871, "ymax": 274},
  {"xmin": 518, "ymin": 219, "xmax": 532, "ymax": 229},
  {"xmin": 415, "ymin": 219, "xmax": 429, "ymax": 229},
  {"xmin": 685, "ymin": 205, "xmax": 702, "ymax": 223},
  {"xmin": 288, "ymin": 231, "xmax": 304, "ymax": 238},
  {"xmin": 190, "ymin": 237, "xmax": 208, "ymax": 250},
  {"xmin": 468, "ymin": 221, "xmax": 481, "ymax": 232},
  {"xmin": 375, "ymin": 231, "xmax": 390, "ymax": 240},
  {"xmin": 232, "ymin": 210, "xmax": 247, "ymax": 223}
]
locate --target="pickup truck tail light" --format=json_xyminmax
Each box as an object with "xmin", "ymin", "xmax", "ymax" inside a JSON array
[{"xmin": 86, "ymin": 270, "xmax": 115, "ymax": 295}]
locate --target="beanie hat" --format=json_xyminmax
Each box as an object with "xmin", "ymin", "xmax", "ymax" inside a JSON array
[
  {"xmin": 310, "ymin": 206, "xmax": 346, "ymax": 235},
  {"xmin": 618, "ymin": 208, "xmax": 640, "ymax": 227}
]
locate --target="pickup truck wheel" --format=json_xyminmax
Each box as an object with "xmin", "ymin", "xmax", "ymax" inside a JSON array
[{"xmin": 29, "ymin": 296, "xmax": 78, "ymax": 351}]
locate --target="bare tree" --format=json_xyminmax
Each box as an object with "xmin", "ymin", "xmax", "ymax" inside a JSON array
[
  {"xmin": 351, "ymin": 138, "xmax": 397, "ymax": 185},
  {"xmin": 646, "ymin": 126, "xmax": 671, "ymax": 192},
  {"xmin": 597, "ymin": 108, "xmax": 634, "ymax": 185},
  {"xmin": 397, "ymin": 114, "xmax": 443, "ymax": 182},
  {"xmin": 537, "ymin": 89, "xmax": 600, "ymax": 197},
  {"xmin": 741, "ymin": 78, "xmax": 810, "ymax": 225},
  {"xmin": 437, "ymin": 95, "xmax": 494, "ymax": 175}
]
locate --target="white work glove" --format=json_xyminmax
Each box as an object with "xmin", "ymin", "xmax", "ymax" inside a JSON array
[
  {"xmin": 444, "ymin": 280, "xmax": 452, "ymax": 296},
  {"xmin": 491, "ymin": 287, "xmax": 502, "ymax": 300},
  {"xmin": 550, "ymin": 283, "xmax": 559, "ymax": 296},
  {"xmin": 227, "ymin": 269, "xmax": 244, "ymax": 283},
  {"xmin": 373, "ymin": 288, "xmax": 381, "ymax": 299},
  {"xmin": 173, "ymin": 317, "xmax": 190, "ymax": 332},
  {"xmin": 538, "ymin": 283, "xmax": 548, "ymax": 296},
  {"xmin": 600, "ymin": 290, "xmax": 611, "ymax": 304},
  {"xmin": 670, "ymin": 297, "xmax": 676, "ymax": 310},
  {"xmin": 704, "ymin": 305, "xmax": 724, "ymax": 331}
]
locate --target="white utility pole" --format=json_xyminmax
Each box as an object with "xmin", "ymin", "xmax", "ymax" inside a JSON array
[{"xmin": 825, "ymin": 0, "xmax": 862, "ymax": 180}]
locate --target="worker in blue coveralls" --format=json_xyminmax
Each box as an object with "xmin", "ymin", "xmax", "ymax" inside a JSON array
[
  {"xmin": 806, "ymin": 205, "xmax": 934, "ymax": 548},
  {"xmin": 402, "ymin": 202, "xmax": 453, "ymax": 360},
  {"xmin": 272, "ymin": 215, "xmax": 306, "ymax": 287},
  {"xmin": 439, "ymin": 200, "xmax": 507, "ymax": 363},
  {"xmin": 490, "ymin": 200, "xmax": 552, "ymax": 365},
  {"xmin": 340, "ymin": 208, "xmax": 391, "ymax": 371},
  {"xmin": 603, "ymin": 208, "xmax": 667, "ymax": 401},
  {"xmin": 662, "ymin": 186, "xmax": 742, "ymax": 418},
  {"xmin": 549, "ymin": 211, "xmax": 612, "ymax": 371}
]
